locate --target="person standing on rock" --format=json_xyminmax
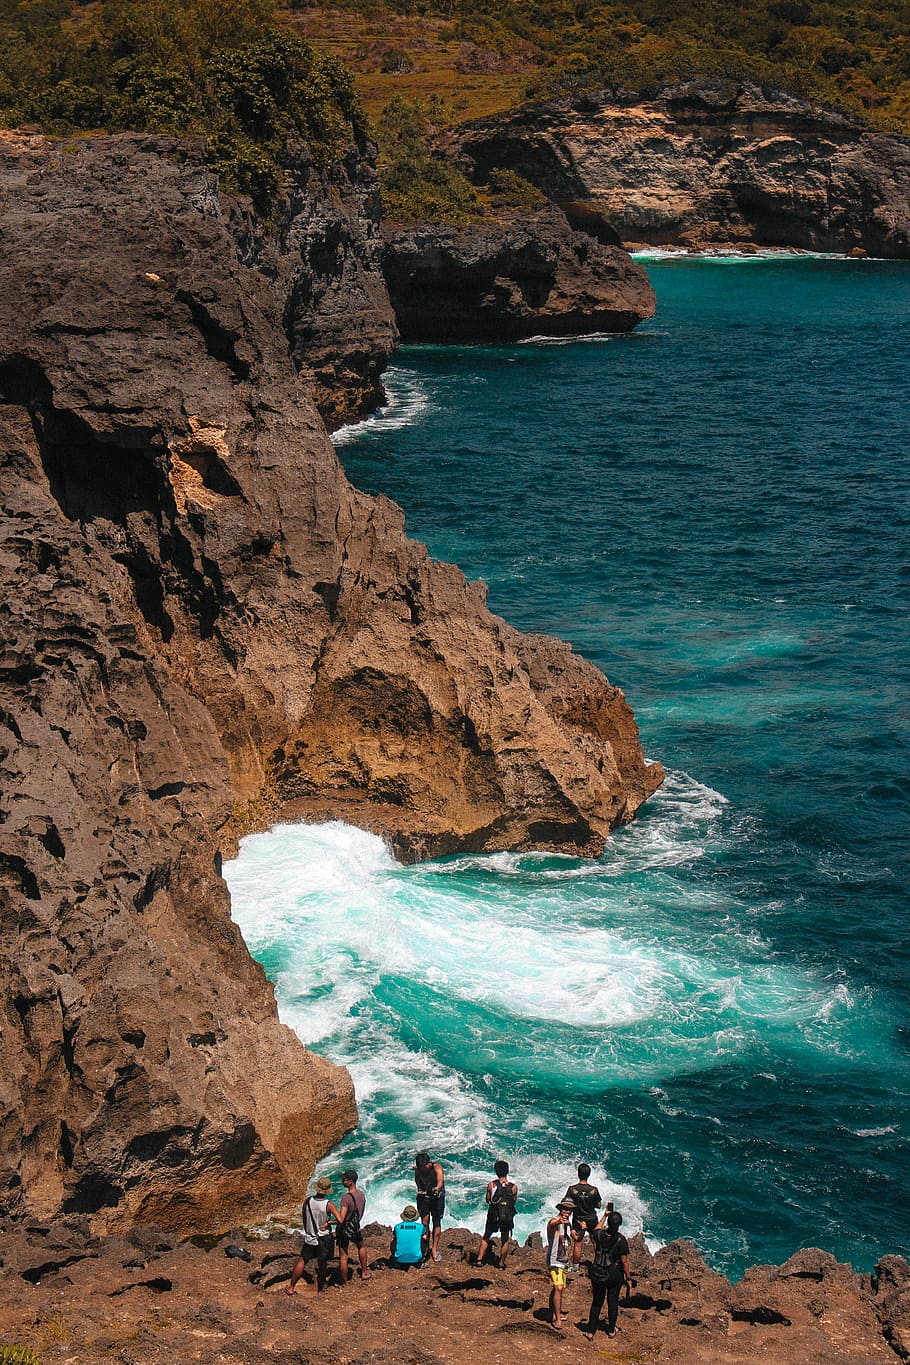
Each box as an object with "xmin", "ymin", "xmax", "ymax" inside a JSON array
[
  {"xmin": 477, "ymin": 1159, "xmax": 518, "ymax": 1269},
  {"xmin": 546, "ymin": 1199, "xmax": 576, "ymax": 1330},
  {"xmin": 336, "ymin": 1169, "xmax": 373, "ymax": 1284},
  {"xmin": 414, "ymin": 1151, "xmax": 445, "ymax": 1262},
  {"xmin": 584, "ymin": 1209, "xmax": 631, "ymax": 1340},
  {"xmin": 564, "ymin": 1162, "xmax": 603, "ymax": 1270},
  {"xmin": 285, "ymin": 1175, "xmax": 342, "ymax": 1295}
]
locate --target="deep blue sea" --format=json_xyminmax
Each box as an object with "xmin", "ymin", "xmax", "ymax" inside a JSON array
[{"xmin": 226, "ymin": 256, "xmax": 910, "ymax": 1278}]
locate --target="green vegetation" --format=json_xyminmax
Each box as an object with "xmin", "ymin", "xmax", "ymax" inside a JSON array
[
  {"xmin": 378, "ymin": 95, "xmax": 480, "ymax": 221},
  {"xmin": 0, "ymin": 1346, "xmax": 42, "ymax": 1365},
  {"xmin": 377, "ymin": 96, "xmax": 550, "ymax": 221},
  {"xmin": 0, "ymin": 0, "xmax": 368, "ymax": 206},
  {"xmin": 299, "ymin": 0, "xmax": 910, "ymax": 132}
]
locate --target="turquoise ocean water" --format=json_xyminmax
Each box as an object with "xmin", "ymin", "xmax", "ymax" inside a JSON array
[{"xmin": 226, "ymin": 257, "xmax": 910, "ymax": 1277}]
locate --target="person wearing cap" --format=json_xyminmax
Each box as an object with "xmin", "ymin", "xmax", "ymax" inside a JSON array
[
  {"xmin": 285, "ymin": 1175, "xmax": 343, "ymax": 1294},
  {"xmin": 584, "ymin": 1208, "xmax": 631, "ymax": 1340},
  {"xmin": 545, "ymin": 1199, "xmax": 576, "ymax": 1330},
  {"xmin": 336, "ymin": 1169, "xmax": 373, "ymax": 1284},
  {"xmin": 391, "ymin": 1203, "xmax": 428, "ymax": 1268}
]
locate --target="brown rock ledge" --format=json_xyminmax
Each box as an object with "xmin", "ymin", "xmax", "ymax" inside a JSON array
[
  {"xmin": 382, "ymin": 205, "xmax": 656, "ymax": 342},
  {"xmin": 0, "ymin": 1221, "xmax": 907, "ymax": 1363},
  {"xmin": 0, "ymin": 132, "xmax": 661, "ymax": 1234}
]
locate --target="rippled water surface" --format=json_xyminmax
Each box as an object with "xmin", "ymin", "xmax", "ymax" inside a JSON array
[{"xmin": 227, "ymin": 258, "xmax": 910, "ymax": 1276}]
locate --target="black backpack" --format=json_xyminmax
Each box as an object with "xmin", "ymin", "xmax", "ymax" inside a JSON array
[
  {"xmin": 341, "ymin": 1196, "xmax": 362, "ymax": 1238},
  {"xmin": 489, "ymin": 1180, "xmax": 516, "ymax": 1230},
  {"xmin": 590, "ymin": 1232, "xmax": 624, "ymax": 1284}
]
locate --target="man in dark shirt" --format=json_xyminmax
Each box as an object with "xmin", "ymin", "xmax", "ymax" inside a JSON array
[{"xmin": 563, "ymin": 1162, "xmax": 602, "ymax": 1269}]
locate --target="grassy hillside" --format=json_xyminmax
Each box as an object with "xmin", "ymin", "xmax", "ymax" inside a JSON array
[
  {"xmin": 290, "ymin": 0, "xmax": 910, "ymax": 133},
  {"xmin": 1, "ymin": 0, "xmax": 907, "ymax": 223}
]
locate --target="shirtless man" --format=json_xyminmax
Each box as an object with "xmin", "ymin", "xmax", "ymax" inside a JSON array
[{"xmin": 414, "ymin": 1151, "xmax": 445, "ymax": 1263}]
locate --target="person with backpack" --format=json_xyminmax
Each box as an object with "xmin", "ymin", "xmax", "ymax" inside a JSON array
[
  {"xmin": 285, "ymin": 1175, "xmax": 342, "ymax": 1294},
  {"xmin": 336, "ymin": 1169, "xmax": 373, "ymax": 1284},
  {"xmin": 476, "ymin": 1159, "xmax": 519, "ymax": 1268},
  {"xmin": 563, "ymin": 1161, "xmax": 603, "ymax": 1270},
  {"xmin": 584, "ymin": 1209, "xmax": 631, "ymax": 1340}
]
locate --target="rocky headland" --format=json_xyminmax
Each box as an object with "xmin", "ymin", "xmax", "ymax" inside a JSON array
[
  {"xmin": 0, "ymin": 130, "xmax": 661, "ymax": 1239},
  {"xmin": 1, "ymin": 1218, "xmax": 909, "ymax": 1363},
  {"xmin": 448, "ymin": 81, "xmax": 910, "ymax": 256},
  {"xmin": 382, "ymin": 205, "xmax": 655, "ymax": 342}
]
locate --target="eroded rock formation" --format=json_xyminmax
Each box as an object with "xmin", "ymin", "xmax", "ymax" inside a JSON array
[
  {"xmin": 450, "ymin": 81, "xmax": 910, "ymax": 256},
  {"xmin": 0, "ymin": 132, "xmax": 662, "ymax": 1233},
  {"xmin": 0, "ymin": 1220, "xmax": 907, "ymax": 1363},
  {"xmin": 382, "ymin": 205, "xmax": 656, "ymax": 342}
]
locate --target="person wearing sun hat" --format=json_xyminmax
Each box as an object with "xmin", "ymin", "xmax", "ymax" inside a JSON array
[
  {"xmin": 285, "ymin": 1175, "xmax": 343, "ymax": 1294},
  {"xmin": 545, "ymin": 1197, "xmax": 576, "ymax": 1330},
  {"xmin": 391, "ymin": 1202, "xmax": 428, "ymax": 1268}
]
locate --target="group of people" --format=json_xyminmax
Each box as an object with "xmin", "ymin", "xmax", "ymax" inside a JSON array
[{"xmin": 286, "ymin": 1154, "xmax": 631, "ymax": 1340}]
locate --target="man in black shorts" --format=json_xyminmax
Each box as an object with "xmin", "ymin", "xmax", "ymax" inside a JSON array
[
  {"xmin": 563, "ymin": 1162, "xmax": 603, "ymax": 1270},
  {"xmin": 336, "ymin": 1169, "xmax": 373, "ymax": 1284},
  {"xmin": 477, "ymin": 1159, "xmax": 518, "ymax": 1269},
  {"xmin": 414, "ymin": 1151, "xmax": 445, "ymax": 1263}
]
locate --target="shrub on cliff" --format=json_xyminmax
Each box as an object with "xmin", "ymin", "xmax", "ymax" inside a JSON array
[
  {"xmin": 378, "ymin": 95, "xmax": 481, "ymax": 223},
  {"xmin": 0, "ymin": 0, "xmax": 368, "ymax": 207}
]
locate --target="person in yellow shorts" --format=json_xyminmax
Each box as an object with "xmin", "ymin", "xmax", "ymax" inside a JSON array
[{"xmin": 545, "ymin": 1199, "xmax": 575, "ymax": 1329}]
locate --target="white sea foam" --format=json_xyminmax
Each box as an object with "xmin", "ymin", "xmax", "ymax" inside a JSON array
[
  {"xmin": 631, "ymin": 247, "xmax": 846, "ymax": 263},
  {"xmin": 517, "ymin": 332, "xmax": 620, "ymax": 346},
  {"xmin": 224, "ymin": 798, "xmax": 875, "ymax": 1251},
  {"xmin": 332, "ymin": 367, "xmax": 432, "ymax": 446}
]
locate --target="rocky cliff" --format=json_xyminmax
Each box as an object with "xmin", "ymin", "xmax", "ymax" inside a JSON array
[
  {"xmin": 450, "ymin": 81, "xmax": 910, "ymax": 256},
  {"xmin": 1, "ymin": 1219, "xmax": 908, "ymax": 1364},
  {"xmin": 382, "ymin": 204, "xmax": 655, "ymax": 342},
  {"xmin": 231, "ymin": 141, "xmax": 398, "ymax": 430},
  {"xmin": 0, "ymin": 131, "xmax": 662, "ymax": 1235}
]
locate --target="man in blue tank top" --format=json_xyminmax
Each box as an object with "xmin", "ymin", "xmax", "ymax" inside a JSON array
[{"xmin": 391, "ymin": 1204, "xmax": 427, "ymax": 1268}]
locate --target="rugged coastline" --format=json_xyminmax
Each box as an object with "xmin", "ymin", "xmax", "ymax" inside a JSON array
[
  {"xmin": 448, "ymin": 80, "xmax": 910, "ymax": 257},
  {"xmin": 1, "ymin": 1218, "xmax": 909, "ymax": 1363},
  {"xmin": 0, "ymin": 130, "xmax": 661, "ymax": 1238},
  {"xmin": 382, "ymin": 205, "xmax": 655, "ymax": 342},
  {"xmin": 2, "ymin": 108, "xmax": 908, "ymax": 1358}
]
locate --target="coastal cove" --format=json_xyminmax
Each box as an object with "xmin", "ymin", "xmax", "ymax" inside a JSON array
[{"xmin": 226, "ymin": 256, "xmax": 910, "ymax": 1280}]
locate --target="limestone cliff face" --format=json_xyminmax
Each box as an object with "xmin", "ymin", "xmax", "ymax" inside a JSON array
[
  {"xmin": 0, "ymin": 133, "xmax": 662, "ymax": 1233},
  {"xmin": 451, "ymin": 82, "xmax": 910, "ymax": 256},
  {"xmin": 382, "ymin": 205, "xmax": 655, "ymax": 342}
]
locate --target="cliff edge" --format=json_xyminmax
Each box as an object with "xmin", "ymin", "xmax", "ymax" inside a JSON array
[
  {"xmin": 0, "ymin": 132, "xmax": 662, "ymax": 1234},
  {"xmin": 451, "ymin": 81, "xmax": 910, "ymax": 256}
]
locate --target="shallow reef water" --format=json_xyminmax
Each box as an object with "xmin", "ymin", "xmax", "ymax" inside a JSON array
[{"xmin": 227, "ymin": 258, "xmax": 910, "ymax": 1277}]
